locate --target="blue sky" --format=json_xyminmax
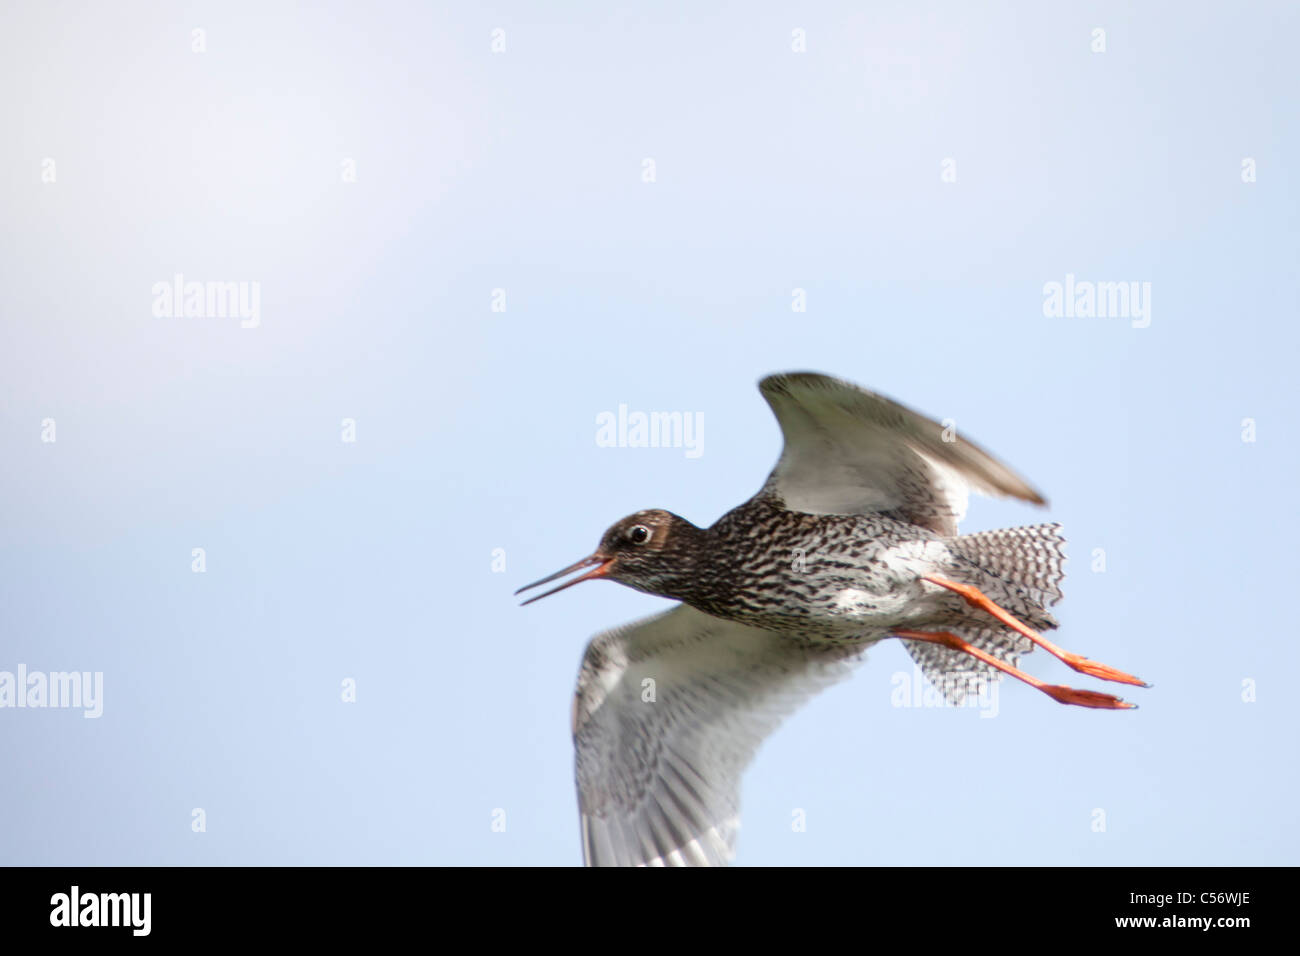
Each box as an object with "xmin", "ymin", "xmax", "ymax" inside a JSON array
[{"xmin": 1, "ymin": 1, "xmax": 1296, "ymax": 865}]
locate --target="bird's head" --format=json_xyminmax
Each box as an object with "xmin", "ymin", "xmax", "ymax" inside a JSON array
[{"xmin": 516, "ymin": 509, "xmax": 705, "ymax": 605}]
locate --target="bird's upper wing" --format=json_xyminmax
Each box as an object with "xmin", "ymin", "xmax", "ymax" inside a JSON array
[
  {"xmin": 573, "ymin": 604, "xmax": 860, "ymax": 866},
  {"xmin": 755, "ymin": 372, "xmax": 1045, "ymax": 535}
]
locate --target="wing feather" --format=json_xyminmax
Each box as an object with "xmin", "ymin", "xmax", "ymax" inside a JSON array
[
  {"xmin": 573, "ymin": 605, "xmax": 859, "ymax": 866},
  {"xmin": 756, "ymin": 372, "xmax": 1045, "ymax": 534}
]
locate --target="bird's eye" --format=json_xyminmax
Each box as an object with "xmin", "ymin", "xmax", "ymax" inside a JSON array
[{"xmin": 627, "ymin": 524, "xmax": 651, "ymax": 545}]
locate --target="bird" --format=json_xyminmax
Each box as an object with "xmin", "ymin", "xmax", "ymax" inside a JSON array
[{"xmin": 516, "ymin": 371, "xmax": 1146, "ymax": 867}]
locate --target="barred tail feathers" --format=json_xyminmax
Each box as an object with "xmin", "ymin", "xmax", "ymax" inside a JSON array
[
  {"xmin": 950, "ymin": 522, "xmax": 1067, "ymax": 612},
  {"xmin": 905, "ymin": 523, "xmax": 1067, "ymax": 706}
]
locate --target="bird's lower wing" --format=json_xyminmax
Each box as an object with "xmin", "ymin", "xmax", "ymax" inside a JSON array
[{"xmin": 572, "ymin": 605, "xmax": 861, "ymax": 867}]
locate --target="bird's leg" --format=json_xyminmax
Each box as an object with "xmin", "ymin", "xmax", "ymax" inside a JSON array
[
  {"xmin": 894, "ymin": 629, "xmax": 1137, "ymax": 710},
  {"xmin": 922, "ymin": 575, "xmax": 1148, "ymax": 688}
]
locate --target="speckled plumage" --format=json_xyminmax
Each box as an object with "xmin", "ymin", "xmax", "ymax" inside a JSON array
[{"xmin": 662, "ymin": 497, "xmax": 1046, "ymax": 643}]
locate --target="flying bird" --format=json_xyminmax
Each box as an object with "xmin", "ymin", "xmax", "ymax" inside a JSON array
[{"xmin": 517, "ymin": 372, "xmax": 1146, "ymax": 866}]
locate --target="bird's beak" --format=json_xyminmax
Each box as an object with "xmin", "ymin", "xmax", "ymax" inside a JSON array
[{"xmin": 515, "ymin": 553, "xmax": 614, "ymax": 606}]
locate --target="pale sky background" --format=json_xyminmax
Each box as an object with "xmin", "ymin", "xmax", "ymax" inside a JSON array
[{"xmin": 1, "ymin": 1, "xmax": 1296, "ymax": 865}]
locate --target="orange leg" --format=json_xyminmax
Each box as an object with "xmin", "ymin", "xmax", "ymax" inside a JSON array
[
  {"xmin": 922, "ymin": 575, "xmax": 1149, "ymax": 688},
  {"xmin": 895, "ymin": 629, "xmax": 1137, "ymax": 710}
]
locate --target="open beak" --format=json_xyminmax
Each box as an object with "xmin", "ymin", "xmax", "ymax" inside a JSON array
[{"xmin": 515, "ymin": 554, "xmax": 614, "ymax": 606}]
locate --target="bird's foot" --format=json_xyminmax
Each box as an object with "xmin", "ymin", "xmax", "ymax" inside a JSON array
[
  {"xmin": 1042, "ymin": 684, "xmax": 1138, "ymax": 710},
  {"xmin": 1060, "ymin": 653, "xmax": 1149, "ymax": 688}
]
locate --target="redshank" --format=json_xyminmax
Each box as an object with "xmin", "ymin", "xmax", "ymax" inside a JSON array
[{"xmin": 517, "ymin": 372, "xmax": 1147, "ymax": 867}]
